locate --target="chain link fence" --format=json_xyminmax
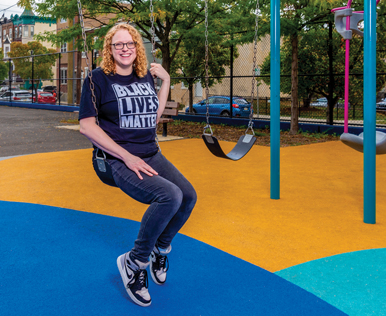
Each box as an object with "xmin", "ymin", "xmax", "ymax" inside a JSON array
[{"xmin": 1, "ymin": 49, "xmax": 386, "ymax": 128}]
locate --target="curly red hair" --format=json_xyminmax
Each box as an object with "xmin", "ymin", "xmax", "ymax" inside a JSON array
[{"xmin": 101, "ymin": 24, "xmax": 148, "ymax": 78}]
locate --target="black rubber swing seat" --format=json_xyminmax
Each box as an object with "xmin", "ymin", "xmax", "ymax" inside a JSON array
[
  {"xmin": 202, "ymin": 133, "xmax": 257, "ymax": 161},
  {"xmin": 340, "ymin": 131, "xmax": 386, "ymax": 155}
]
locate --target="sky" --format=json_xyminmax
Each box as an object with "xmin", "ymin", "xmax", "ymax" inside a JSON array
[{"xmin": 0, "ymin": 0, "xmax": 25, "ymax": 18}]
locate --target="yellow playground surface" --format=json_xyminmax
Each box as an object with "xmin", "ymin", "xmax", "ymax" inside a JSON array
[{"xmin": 1, "ymin": 138, "xmax": 385, "ymax": 273}]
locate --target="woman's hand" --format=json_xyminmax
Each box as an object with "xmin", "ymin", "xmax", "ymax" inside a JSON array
[
  {"xmin": 80, "ymin": 117, "xmax": 157, "ymax": 180},
  {"xmin": 123, "ymin": 154, "xmax": 158, "ymax": 180},
  {"xmin": 150, "ymin": 63, "xmax": 170, "ymax": 123},
  {"xmin": 150, "ymin": 63, "xmax": 170, "ymax": 83}
]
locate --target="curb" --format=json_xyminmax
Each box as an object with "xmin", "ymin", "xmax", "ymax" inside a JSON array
[{"xmin": 0, "ymin": 101, "xmax": 79, "ymax": 112}]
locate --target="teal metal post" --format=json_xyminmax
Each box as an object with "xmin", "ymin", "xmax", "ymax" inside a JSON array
[
  {"xmin": 363, "ymin": 0, "xmax": 376, "ymax": 224},
  {"xmin": 270, "ymin": 0, "xmax": 280, "ymax": 199}
]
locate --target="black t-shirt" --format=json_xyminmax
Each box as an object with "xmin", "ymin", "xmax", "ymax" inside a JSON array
[{"xmin": 79, "ymin": 67, "xmax": 159, "ymax": 158}]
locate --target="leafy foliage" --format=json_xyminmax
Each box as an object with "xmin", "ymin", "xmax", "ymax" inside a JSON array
[
  {"xmin": 168, "ymin": 20, "xmax": 239, "ymax": 108},
  {"xmin": 0, "ymin": 49, "xmax": 8, "ymax": 82},
  {"xmin": 7, "ymin": 42, "xmax": 57, "ymax": 81},
  {"xmin": 260, "ymin": 24, "xmax": 386, "ymax": 106},
  {"xmin": 23, "ymin": 0, "xmax": 253, "ymax": 73}
]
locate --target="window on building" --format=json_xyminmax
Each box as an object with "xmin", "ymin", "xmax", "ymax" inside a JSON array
[
  {"xmin": 3, "ymin": 30, "xmax": 6, "ymax": 37},
  {"xmin": 60, "ymin": 18, "xmax": 67, "ymax": 23},
  {"xmin": 82, "ymin": 51, "xmax": 86, "ymax": 58},
  {"xmin": 181, "ymin": 82, "xmax": 187, "ymax": 90},
  {"xmin": 9, "ymin": 29, "xmax": 12, "ymax": 38},
  {"xmin": 84, "ymin": 67, "xmax": 89, "ymax": 79},
  {"xmin": 195, "ymin": 81, "xmax": 203, "ymax": 97},
  {"xmin": 19, "ymin": 26, "xmax": 22, "ymax": 37},
  {"xmin": 15, "ymin": 27, "xmax": 18, "ymax": 38},
  {"xmin": 30, "ymin": 26, "xmax": 34, "ymax": 37},
  {"xmin": 61, "ymin": 43, "xmax": 67, "ymax": 53},
  {"xmin": 24, "ymin": 26, "xmax": 28, "ymax": 37},
  {"xmin": 4, "ymin": 47, "xmax": 9, "ymax": 58},
  {"xmin": 60, "ymin": 68, "xmax": 67, "ymax": 84}
]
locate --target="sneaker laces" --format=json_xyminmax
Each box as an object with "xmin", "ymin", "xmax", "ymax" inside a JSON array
[
  {"xmin": 137, "ymin": 269, "xmax": 149, "ymax": 289},
  {"xmin": 127, "ymin": 270, "xmax": 149, "ymax": 292},
  {"xmin": 156, "ymin": 254, "xmax": 169, "ymax": 272}
]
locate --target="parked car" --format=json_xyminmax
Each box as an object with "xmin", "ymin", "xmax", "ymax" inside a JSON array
[
  {"xmin": 0, "ymin": 86, "xmax": 19, "ymax": 93},
  {"xmin": 33, "ymin": 91, "xmax": 56, "ymax": 104},
  {"xmin": 185, "ymin": 96, "xmax": 252, "ymax": 117},
  {"xmin": 376, "ymin": 99, "xmax": 386, "ymax": 111},
  {"xmin": 42, "ymin": 85, "xmax": 57, "ymax": 93},
  {"xmin": 310, "ymin": 97, "xmax": 348, "ymax": 108},
  {"xmin": 0, "ymin": 90, "xmax": 33, "ymax": 102},
  {"xmin": 42, "ymin": 85, "xmax": 61, "ymax": 99}
]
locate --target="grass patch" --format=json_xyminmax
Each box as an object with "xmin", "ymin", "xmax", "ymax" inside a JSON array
[{"xmin": 60, "ymin": 119, "xmax": 78, "ymax": 124}]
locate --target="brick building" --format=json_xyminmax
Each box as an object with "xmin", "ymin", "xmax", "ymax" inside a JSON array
[
  {"xmin": 56, "ymin": 14, "xmax": 113, "ymax": 104},
  {"xmin": 0, "ymin": 9, "xmax": 56, "ymax": 88}
]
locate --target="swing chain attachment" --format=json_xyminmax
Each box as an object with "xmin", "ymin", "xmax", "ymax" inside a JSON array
[
  {"xmin": 246, "ymin": 120, "xmax": 255, "ymax": 137},
  {"xmin": 203, "ymin": 0, "xmax": 211, "ymax": 135},
  {"xmin": 77, "ymin": 0, "xmax": 98, "ymax": 124},
  {"xmin": 203, "ymin": 124, "xmax": 213, "ymax": 136},
  {"xmin": 247, "ymin": 0, "xmax": 259, "ymax": 136}
]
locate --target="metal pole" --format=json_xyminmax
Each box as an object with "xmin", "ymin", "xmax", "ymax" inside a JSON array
[
  {"xmin": 363, "ymin": 0, "xmax": 376, "ymax": 224},
  {"xmin": 270, "ymin": 0, "xmax": 280, "ymax": 199},
  {"xmin": 328, "ymin": 19, "xmax": 334, "ymax": 125},
  {"xmin": 31, "ymin": 53, "xmax": 34, "ymax": 103},
  {"xmin": 8, "ymin": 60, "xmax": 11, "ymax": 102},
  {"xmin": 59, "ymin": 53, "xmax": 61, "ymax": 106},
  {"xmin": 230, "ymin": 43, "xmax": 234, "ymax": 118}
]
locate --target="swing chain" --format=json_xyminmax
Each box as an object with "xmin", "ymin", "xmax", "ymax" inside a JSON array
[
  {"xmin": 150, "ymin": 0, "xmax": 156, "ymax": 63},
  {"xmin": 149, "ymin": 0, "xmax": 161, "ymax": 151},
  {"xmin": 247, "ymin": 0, "xmax": 259, "ymax": 136},
  {"xmin": 77, "ymin": 0, "xmax": 98, "ymax": 124},
  {"xmin": 204, "ymin": 0, "xmax": 212, "ymax": 135}
]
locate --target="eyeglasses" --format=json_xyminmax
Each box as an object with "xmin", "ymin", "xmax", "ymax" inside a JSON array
[{"xmin": 111, "ymin": 42, "xmax": 137, "ymax": 50}]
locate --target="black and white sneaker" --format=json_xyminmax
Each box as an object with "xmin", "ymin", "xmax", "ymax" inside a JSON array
[
  {"xmin": 117, "ymin": 252, "xmax": 151, "ymax": 307},
  {"xmin": 150, "ymin": 245, "xmax": 171, "ymax": 285}
]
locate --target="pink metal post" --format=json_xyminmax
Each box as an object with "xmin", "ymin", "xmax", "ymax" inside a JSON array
[
  {"xmin": 345, "ymin": 2, "xmax": 354, "ymax": 134},
  {"xmin": 332, "ymin": 0, "xmax": 353, "ymax": 133}
]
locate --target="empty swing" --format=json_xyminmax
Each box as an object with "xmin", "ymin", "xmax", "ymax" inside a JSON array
[
  {"xmin": 201, "ymin": 0, "xmax": 259, "ymax": 161},
  {"xmin": 332, "ymin": 0, "xmax": 386, "ymax": 155}
]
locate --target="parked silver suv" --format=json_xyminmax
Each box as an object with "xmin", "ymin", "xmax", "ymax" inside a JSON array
[
  {"xmin": 0, "ymin": 86, "xmax": 19, "ymax": 93},
  {"xmin": 0, "ymin": 90, "xmax": 33, "ymax": 102}
]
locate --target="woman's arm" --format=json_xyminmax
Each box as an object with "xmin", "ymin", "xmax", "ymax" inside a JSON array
[
  {"xmin": 79, "ymin": 117, "xmax": 158, "ymax": 180},
  {"xmin": 149, "ymin": 63, "xmax": 170, "ymax": 123}
]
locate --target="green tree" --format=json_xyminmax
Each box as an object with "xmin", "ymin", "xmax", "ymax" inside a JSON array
[
  {"xmin": 0, "ymin": 48, "xmax": 8, "ymax": 82},
  {"xmin": 268, "ymin": 1, "xmax": 333, "ymax": 133},
  {"xmin": 23, "ymin": 0, "xmax": 251, "ymax": 78},
  {"xmin": 260, "ymin": 27, "xmax": 386, "ymax": 121},
  {"xmin": 7, "ymin": 41, "xmax": 57, "ymax": 95},
  {"xmin": 168, "ymin": 22, "xmax": 239, "ymax": 111},
  {"xmin": 257, "ymin": 0, "xmax": 386, "ymax": 130}
]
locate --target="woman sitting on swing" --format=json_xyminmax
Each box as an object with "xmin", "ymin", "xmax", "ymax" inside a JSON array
[{"xmin": 78, "ymin": 23, "xmax": 197, "ymax": 307}]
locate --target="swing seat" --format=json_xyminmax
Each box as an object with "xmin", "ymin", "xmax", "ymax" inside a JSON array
[
  {"xmin": 340, "ymin": 131, "xmax": 386, "ymax": 154},
  {"xmin": 202, "ymin": 134, "xmax": 257, "ymax": 161}
]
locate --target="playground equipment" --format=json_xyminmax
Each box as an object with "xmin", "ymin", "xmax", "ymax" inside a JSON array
[
  {"xmin": 332, "ymin": 0, "xmax": 386, "ymax": 155},
  {"xmin": 201, "ymin": 0, "xmax": 258, "ymax": 161},
  {"xmin": 76, "ymin": 0, "xmax": 282, "ymax": 198},
  {"xmin": 332, "ymin": 0, "xmax": 380, "ymax": 223}
]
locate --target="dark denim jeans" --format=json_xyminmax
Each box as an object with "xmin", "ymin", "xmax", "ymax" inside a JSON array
[{"xmin": 108, "ymin": 151, "xmax": 197, "ymax": 263}]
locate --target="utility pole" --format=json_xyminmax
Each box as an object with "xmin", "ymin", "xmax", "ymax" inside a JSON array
[
  {"xmin": 67, "ymin": 18, "xmax": 74, "ymax": 105},
  {"xmin": 328, "ymin": 19, "xmax": 334, "ymax": 125}
]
